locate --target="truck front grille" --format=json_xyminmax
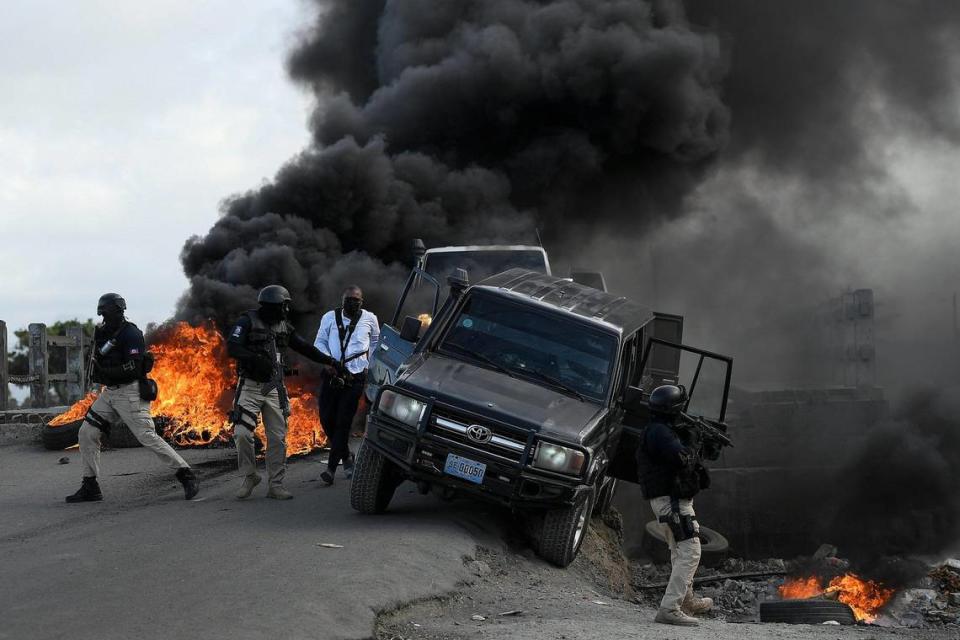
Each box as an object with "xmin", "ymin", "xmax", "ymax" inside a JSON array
[{"xmin": 427, "ymin": 412, "xmax": 529, "ymax": 463}]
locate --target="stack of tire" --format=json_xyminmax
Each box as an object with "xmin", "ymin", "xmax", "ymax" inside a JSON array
[{"xmin": 42, "ymin": 419, "xmax": 143, "ymax": 450}]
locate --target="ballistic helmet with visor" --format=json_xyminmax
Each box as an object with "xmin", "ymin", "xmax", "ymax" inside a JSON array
[
  {"xmin": 648, "ymin": 384, "xmax": 687, "ymax": 417},
  {"xmin": 258, "ymin": 285, "xmax": 292, "ymax": 305},
  {"xmin": 97, "ymin": 293, "xmax": 127, "ymax": 316}
]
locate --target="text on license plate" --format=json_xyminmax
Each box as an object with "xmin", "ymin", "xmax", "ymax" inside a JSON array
[{"xmin": 444, "ymin": 453, "xmax": 486, "ymax": 484}]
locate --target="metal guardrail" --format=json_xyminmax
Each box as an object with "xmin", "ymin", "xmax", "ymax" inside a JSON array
[{"xmin": 0, "ymin": 320, "xmax": 88, "ymax": 409}]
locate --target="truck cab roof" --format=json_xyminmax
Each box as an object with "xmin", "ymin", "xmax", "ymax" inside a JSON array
[{"xmin": 471, "ymin": 268, "xmax": 655, "ymax": 338}]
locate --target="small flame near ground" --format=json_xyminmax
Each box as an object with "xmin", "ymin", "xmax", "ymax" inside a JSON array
[
  {"xmin": 48, "ymin": 322, "xmax": 328, "ymax": 456},
  {"xmin": 778, "ymin": 574, "xmax": 895, "ymax": 622}
]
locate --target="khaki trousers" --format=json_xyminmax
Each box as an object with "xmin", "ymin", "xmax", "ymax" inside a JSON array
[
  {"xmin": 79, "ymin": 382, "xmax": 188, "ymax": 478},
  {"xmin": 231, "ymin": 380, "xmax": 287, "ymax": 487},
  {"xmin": 650, "ymin": 496, "xmax": 702, "ymax": 612}
]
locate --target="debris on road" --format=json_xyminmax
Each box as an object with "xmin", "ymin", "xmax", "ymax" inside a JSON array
[
  {"xmin": 318, "ymin": 543, "xmax": 344, "ymax": 549},
  {"xmin": 470, "ymin": 614, "xmax": 485, "ymax": 621},
  {"xmin": 58, "ymin": 456, "xmax": 69, "ymax": 464},
  {"xmin": 497, "ymin": 609, "xmax": 523, "ymax": 616}
]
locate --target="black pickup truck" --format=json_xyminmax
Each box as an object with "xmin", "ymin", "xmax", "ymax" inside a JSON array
[{"xmin": 351, "ymin": 268, "xmax": 732, "ymax": 566}]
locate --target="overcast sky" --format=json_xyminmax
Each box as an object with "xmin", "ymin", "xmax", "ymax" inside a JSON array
[{"xmin": 0, "ymin": 1, "xmax": 315, "ymax": 335}]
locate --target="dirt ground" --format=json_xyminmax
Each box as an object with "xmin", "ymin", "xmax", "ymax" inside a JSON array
[{"xmin": 376, "ymin": 513, "xmax": 960, "ymax": 640}]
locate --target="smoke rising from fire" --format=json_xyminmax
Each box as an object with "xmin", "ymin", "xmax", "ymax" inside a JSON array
[
  {"xmin": 830, "ymin": 387, "xmax": 960, "ymax": 562},
  {"xmin": 176, "ymin": 0, "xmax": 729, "ymax": 329}
]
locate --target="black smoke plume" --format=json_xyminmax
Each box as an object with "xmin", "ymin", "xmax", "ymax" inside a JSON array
[
  {"xmin": 176, "ymin": 0, "xmax": 729, "ymax": 330},
  {"xmin": 831, "ymin": 387, "xmax": 960, "ymax": 564}
]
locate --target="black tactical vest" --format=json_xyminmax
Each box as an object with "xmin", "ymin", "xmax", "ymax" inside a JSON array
[
  {"xmin": 635, "ymin": 420, "xmax": 702, "ymax": 500},
  {"xmin": 236, "ymin": 310, "xmax": 291, "ymax": 379}
]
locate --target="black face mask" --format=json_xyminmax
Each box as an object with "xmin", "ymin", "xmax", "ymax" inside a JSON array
[
  {"xmin": 259, "ymin": 303, "xmax": 286, "ymax": 324},
  {"xmin": 98, "ymin": 306, "xmax": 124, "ymax": 328},
  {"xmin": 342, "ymin": 297, "xmax": 363, "ymax": 320}
]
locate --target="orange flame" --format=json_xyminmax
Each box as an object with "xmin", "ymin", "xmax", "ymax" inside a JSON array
[
  {"xmin": 779, "ymin": 574, "xmax": 894, "ymax": 622},
  {"xmin": 49, "ymin": 321, "xmax": 328, "ymax": 455},
  {"xmin": 778, "ymin": 576, "xmax": 822, "ymax": 600},
  {"xmin": 48, "ymin": 392, "xmax": 97, "ymax": 426}
]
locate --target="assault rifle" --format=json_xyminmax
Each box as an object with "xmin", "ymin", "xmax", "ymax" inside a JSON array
[{"xmin": 677, "ymin": 411, "xmax": 733, "ymax": 461}]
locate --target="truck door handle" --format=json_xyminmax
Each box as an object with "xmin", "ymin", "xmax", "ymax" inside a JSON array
[{"xmin": 380, "ymin": 344, "xmax": 390, "ymax": 351}]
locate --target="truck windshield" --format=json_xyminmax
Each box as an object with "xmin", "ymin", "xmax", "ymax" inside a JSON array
[
  {"xmin": 438, "ymin": 292, "xmax": 617, "ymax": 402},
  {"xmin": 423, "ymin": 249, "xmax": 547, "ymax": 282}
]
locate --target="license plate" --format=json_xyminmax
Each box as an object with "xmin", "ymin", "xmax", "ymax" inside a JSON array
[{"xmin": 444, "ymin": 453, "xmax": 486, "ymax": 484}]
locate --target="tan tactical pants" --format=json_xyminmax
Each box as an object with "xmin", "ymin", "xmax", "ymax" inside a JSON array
[
  {"xmin": 232, "ymin": 379, "xmax": 287, "ymax": 487},
  {"xmin": 650, "ymin": 496, "xmax": 702, "ymax": 612},
  {"xmin": 79, "ymin": 382, "xmax": 188, "ymax": 478}
]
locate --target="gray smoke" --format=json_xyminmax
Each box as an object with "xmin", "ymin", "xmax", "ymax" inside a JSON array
[
  {"xmin": 577, "ymin": 1, "xmax": 960, "ymax": 388},
  {"xmin": 176, "ymin": 0, "xmax": 729, "ymax": 329}
]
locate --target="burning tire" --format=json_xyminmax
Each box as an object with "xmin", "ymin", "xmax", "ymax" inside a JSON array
[
  {"xmin": 350, "ymin": 440, "xmax": 399, "ymax": 514},
  {"xmin": 42, "ymin": 419, "xmax": 82, "ymax": 450},
  {"xmin": 759, "ymin": 600, "xmax": 856, "ymax": 625},
  {"xmin": 539, "ymin": 493, "xmax": 593, "ymax": 568},
  {"xmin": 642, "ymin": 520, "xmax": 729, "ymax": 566},
  {"xmin": 106, "ymin": 424, "xmax": 144, "ymax": 449}
]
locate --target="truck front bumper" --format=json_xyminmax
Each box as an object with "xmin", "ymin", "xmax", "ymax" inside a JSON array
[{"xmin": 365, "ymin": 414, "xmax": 591, "ymax": 509}]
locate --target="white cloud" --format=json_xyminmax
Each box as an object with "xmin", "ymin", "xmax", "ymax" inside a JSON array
[{"xmin": 0, "ymin": 0, "xmax": 316, "ymax": 336}]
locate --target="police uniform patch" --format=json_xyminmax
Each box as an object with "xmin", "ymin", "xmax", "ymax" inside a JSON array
[{"xmin": 232, "ymin": 326, "xmax": 243, "ymax": 337}]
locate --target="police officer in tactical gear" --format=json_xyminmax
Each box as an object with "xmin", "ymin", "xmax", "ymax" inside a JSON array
[
  {"xmin": 67, "ymin": 293, "xmax": 199, "ymax": 503},
  {"xmin": 226, "ymin": 285, "xmax": 341, "ymax": 500},
  {"xmin": 637, "ymin": 385, "xmax": 713, "ymax": 626}
]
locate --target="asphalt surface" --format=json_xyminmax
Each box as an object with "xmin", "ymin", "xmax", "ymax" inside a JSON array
[{"xmin": 0, "ymin": 443, "xmax": 476, "ymax": 640}]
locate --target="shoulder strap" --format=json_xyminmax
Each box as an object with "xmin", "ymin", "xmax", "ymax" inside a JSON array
[{"xmin": 334, "ymin": 308, "xmax": 358, "ymax": 365}]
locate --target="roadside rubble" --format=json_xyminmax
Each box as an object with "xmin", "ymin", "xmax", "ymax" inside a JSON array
[{"xmin": 633, "ymin": 553, "xmax": 960, "ymax": 629}]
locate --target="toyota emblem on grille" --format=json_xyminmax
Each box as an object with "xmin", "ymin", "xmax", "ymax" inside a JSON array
[{"xmin": 466, "ymin": 424, "xmax": 492, "ymax": 444}]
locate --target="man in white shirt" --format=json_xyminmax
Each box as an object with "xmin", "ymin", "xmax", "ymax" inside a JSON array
[{"xmin": 314, "ymin": 285, "xmax": 379, "ymax": 485}]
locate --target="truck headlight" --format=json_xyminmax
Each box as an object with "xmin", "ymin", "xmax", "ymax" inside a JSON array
[
  {"xmin": 377, "ymin": 390, "xmax": 426, "ymax": 427},
  {"xmin": 531, "ymin": 441, "xmax": 586, "ymax": 476}
]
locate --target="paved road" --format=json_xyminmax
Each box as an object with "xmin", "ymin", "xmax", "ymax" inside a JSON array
[{"xmin": 0, "ymin": 443, "xmax": 477, "ymax": 640}]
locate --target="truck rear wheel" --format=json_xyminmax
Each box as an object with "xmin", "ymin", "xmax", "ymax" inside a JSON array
[
  {"xmin": 350, "ymin": 440, "xmax": 399, "ymax": 514},
  {"xmin": 538, "ymin": 493, "xmax": 593, "ymax": 567}
]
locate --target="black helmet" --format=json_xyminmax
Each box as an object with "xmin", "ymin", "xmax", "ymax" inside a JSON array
[
  {"xmin": 257, "ymin": 285, "xmax": 292, "ymax": 305},
  {"xmin": 649, "ymin": 385, "xmax": 687, "ymax": 417},
  {"xmin": 97, "ymin": 293, "xmax": 127, "ymax": 315}
]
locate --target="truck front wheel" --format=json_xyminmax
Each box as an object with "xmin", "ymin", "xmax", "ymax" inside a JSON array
[
  {"xmin": 538, "ymin": 493, "xmax": 593, "ymax": 567},
  {"xmin": 350, "ymin": 440, "xmax": 399, "ymax": 514}
]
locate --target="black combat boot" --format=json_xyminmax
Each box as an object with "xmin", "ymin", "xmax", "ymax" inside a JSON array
[
  {"xmin": 66, "ymin": 477, "xmax": 103, "ymax": 503},
  {"xmin": 176, "ymin": 467, "xmax": 200, "ymax": 500}
]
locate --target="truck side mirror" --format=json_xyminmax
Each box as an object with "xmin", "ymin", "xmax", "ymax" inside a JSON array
[{"xmin": 400, "ymin": 316, "xmax": 422, "ymax": 343}]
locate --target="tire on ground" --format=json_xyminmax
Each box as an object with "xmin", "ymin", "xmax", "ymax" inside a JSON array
[
  {"xmin": 41, "ymin": 419, "xmax": 82, "ymax": 450},
  {"xmin": 641, "ymin": 520, "xmax": 730, "ymax": 566},
  {"xmin": 759, "ymin": 600, "xmax": 857, "ymax": 625},
  {"xmin": 539, "ymin": 493, "xmax": 594, "ymax": 568},
  {"xmin": 350, "ymin": 440, "xmax": 399, "ymax": 514},
  {"xmin": 106, "ymin": 423, "xmax": 143, "ymax": 449}
]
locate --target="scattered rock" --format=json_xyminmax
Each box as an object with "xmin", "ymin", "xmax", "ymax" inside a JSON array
[
  {"xmin": 949, "ymin": 593, "xmax": 960, "ymax": 606},
  {"xmin": 813, "ymin": 544, "xmax": 838, "ymax": 560},
  {"xmin": 467, "ymin": 560, "xmax": 491, "ymax": 577},
  {"xmin": 57, "ymin": 457, "xmax": 70, "ymax": 464},
  {"xmin": 471, "ymin": 614, "xmax": 486, "ymax": 621},
  {"xmin": 942, "ymin": 559, "xmax": 960, "ymax": 574},
  {"xmin": 497, "ymin": 609, "xmax": 522, "ymax": 616}
]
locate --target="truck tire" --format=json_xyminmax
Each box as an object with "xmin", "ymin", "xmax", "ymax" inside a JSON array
[
  {"xmin": 759, "ymin": 600, "xmax": 856, "ymax": 625},
  {"xmin": 350, "ymin": 440, "xmax": 399, "ymax": 514},
  {"xmin": 539, "ymin": 493, "xmax": 593, "ymax": 568},
  {"xmin": 42, "ymin": 419, "xmax": 82, "ymax": 450}
]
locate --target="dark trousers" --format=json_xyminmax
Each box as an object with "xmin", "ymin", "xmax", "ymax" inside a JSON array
[{"xmin": 319, "ymin": 375, "xmax": 364, "ymax": 473}]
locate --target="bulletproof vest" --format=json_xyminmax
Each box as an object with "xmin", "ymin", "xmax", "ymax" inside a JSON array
[
  {"xmin": 635, "ymin": 419, "xmax": 702, "ymax": 500},
  {"xmin": 237, "ymin": 310, "xmax": 291, "ymax": 377},
  {"xmin": 92, "ymin": 322, "xmax": 140, "ymax": 385}
]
